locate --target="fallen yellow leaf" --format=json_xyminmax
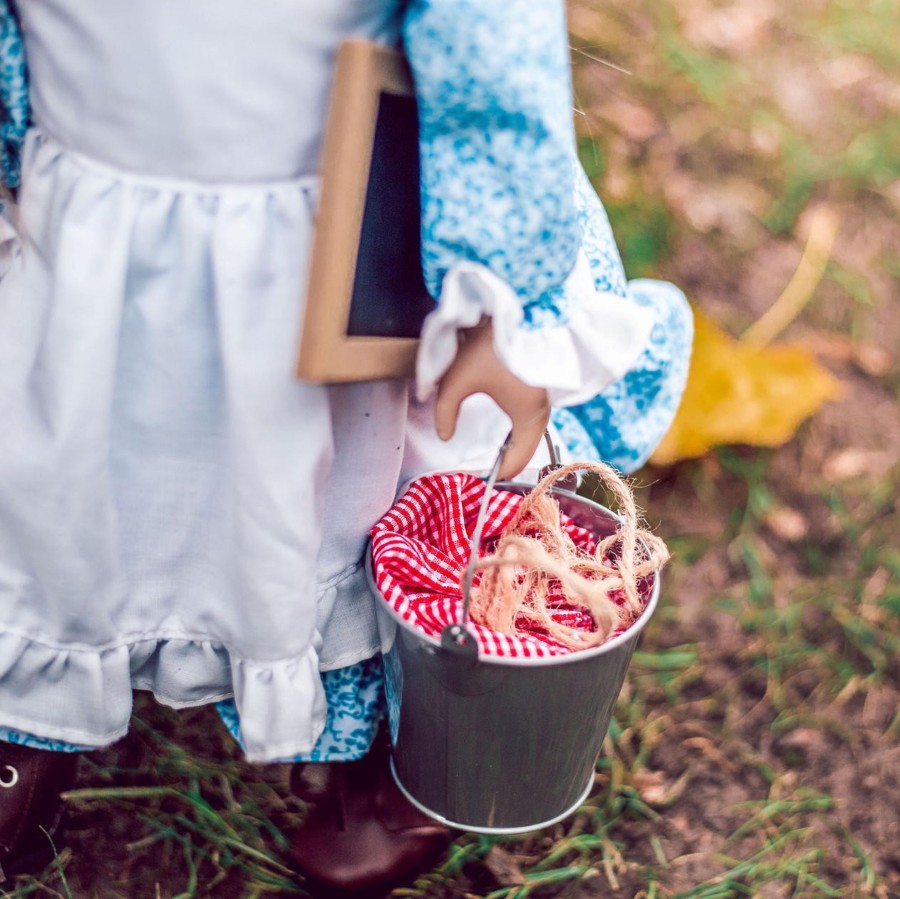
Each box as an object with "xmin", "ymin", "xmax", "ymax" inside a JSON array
[{"xmin": 651, "ymin": 307, "xmax": 842, "ymax": 465}]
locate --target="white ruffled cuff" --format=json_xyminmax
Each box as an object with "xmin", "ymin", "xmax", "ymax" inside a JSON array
[{"xmin": 416, "ymin": 251, "xmax": 655, "ymax": 407}]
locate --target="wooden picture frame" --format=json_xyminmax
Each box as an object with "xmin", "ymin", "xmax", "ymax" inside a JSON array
[{"xmin": 297, "ymin": 40, "xmax": 435, "ymax": 382}]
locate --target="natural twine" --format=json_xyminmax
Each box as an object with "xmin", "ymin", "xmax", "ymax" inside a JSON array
[{"xmin": 468, "ymin": 462, "xmax": 670, "ymax": 650}]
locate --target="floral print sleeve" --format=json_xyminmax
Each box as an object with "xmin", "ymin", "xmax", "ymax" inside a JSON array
[
  {"xmin": 403, "ymin": 0, "xmax": 692, "ymax": 468},
  {"xmin": 0, "ymin": 0, "xmax": 27, "ymax": 189},
  {"xmin": 402, "ymin": 0, "xmax": 579, "ymax": 306}
]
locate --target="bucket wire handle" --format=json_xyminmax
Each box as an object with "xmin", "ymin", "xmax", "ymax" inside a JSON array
[
  {"xmin": 444, "ymin": 429, "xmax": 560, "ymax": 651},
  {"xmin": 460, "ymin": 434, "xmax": 511, "ymax": 629},
  {"xmin": 460, "ymin": 430, "xmax": 566, "ymax": 628},
  {"xmin": 442, "ymin": 434, "xmax": 510, "ymax": 652},
  {"xmin": 540, "ymin": 430, "xmax": 563, "ymax": 477}
]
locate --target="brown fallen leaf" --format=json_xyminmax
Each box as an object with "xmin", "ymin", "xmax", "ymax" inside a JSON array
[
  {"xmin": 631, "ymin": 769, "xmax": 668, "ymax": 805},
  {"xmin": 764, "ymin": 506, "xmax": 808, "ymax": 542},
  {"xmin": 599, "ymin": 98, "xmax": 662, "ymax": 142},
  {"xmin": 862, "ymin": 566, "xmax": 890, "ymax": 604},
  {"xmin": 779, "ymin": 727, "xmax": 828, "ymax": 754},
  {"xmin": 802, "ymin": 331, "xmax": 892, "ymax": 377},
  {"xmin": 682, "ymin": 4, "xmax": 774, "ymax": 52},
  {"xmin": 484, "ymin": 845, "xmax": 526, "ymax": 886},
  {"xmin": 854, "ymin": 342, "xmax": 892, "ymax": 378},
  {"xmin": 822, "ymin": 448, "xmax": 892, "ymax": 482}
]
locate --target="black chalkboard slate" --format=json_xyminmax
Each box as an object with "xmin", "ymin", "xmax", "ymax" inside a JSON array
[
  {"xmin": 347, "ymin": 91, "xmax": 435, "ymax": 339},
  {"xmin": 298, "ymin": 41, "xmax": 433, "ymax": 383}
]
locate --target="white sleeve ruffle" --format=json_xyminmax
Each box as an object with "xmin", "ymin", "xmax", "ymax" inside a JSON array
[{"xmin": 416, "ymin": 249, "xmax": 655, "ymax": 408}]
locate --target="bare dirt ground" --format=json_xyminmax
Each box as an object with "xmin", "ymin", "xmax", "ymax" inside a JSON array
[{"xmin": 6, "ymin": 1, "xmax": 899, "ymax": 897}]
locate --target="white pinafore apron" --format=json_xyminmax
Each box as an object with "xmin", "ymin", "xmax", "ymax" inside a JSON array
[{"xmin": 0, "ymin": 0, "xmax": 512, "ymax": 761}]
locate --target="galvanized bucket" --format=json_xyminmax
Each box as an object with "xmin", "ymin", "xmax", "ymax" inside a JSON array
[{"xmin": 368, "ymin": 444, "xmax": 660, "ymax": 834}]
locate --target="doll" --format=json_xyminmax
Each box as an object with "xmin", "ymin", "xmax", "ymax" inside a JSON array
[{"xmin": 0, "ymin": 0, "xmax": 692, "ymax": 892}]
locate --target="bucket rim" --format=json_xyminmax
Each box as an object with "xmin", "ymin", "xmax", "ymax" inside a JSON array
[{"xmin": 367, "ymin": 480, "xmax": 661, "ymax": 669}]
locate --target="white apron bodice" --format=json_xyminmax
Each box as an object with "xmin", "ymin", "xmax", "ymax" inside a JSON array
[{"xmin": 18, "ymin": 0, "xmax": 403, "ymax": 181}]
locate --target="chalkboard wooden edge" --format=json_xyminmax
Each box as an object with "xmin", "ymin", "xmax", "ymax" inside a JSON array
[{"xmin": 297, "ymin": 40, "xmax": 422, "ymax": 383}]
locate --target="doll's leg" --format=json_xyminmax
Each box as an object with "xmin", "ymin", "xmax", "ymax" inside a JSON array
[
  {"xmin": 0, "ymin": 732, "xmax": 82, "ymax": 882},
  {"xmin": 286, "ymin": 724, "xmax": 449, "ymax": 895},
  {"xmin": 216, "ymin": 658, "xmax": 449, "ymax": 893}
]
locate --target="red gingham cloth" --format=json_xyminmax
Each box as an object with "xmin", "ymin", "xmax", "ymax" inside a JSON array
[{"xmin": 370, "ymin": 473, "xmax": 639, "ymax": 658}]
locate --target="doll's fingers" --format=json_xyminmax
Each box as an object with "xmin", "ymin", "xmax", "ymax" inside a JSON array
[
  {"xmin": 497, "ymin": 403, "xmax": 551, "ymax": 480},
  {"xmin": 434, "ymin": 373, "xmax": 466, "ymax": 442}
]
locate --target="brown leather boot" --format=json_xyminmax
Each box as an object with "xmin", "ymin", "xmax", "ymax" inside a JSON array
[
  {"xmin": 0, "ymin": 744, "xmax": 79, "ymax": 883},
  {"xmin": 288, "ymin": 731, "xmax": 450, "ymax": 895}
]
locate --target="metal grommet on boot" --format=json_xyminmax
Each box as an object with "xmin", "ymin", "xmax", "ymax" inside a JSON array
[{"xmin": 0, "ymin": 744, "xmax": 80, "ymax": 883}]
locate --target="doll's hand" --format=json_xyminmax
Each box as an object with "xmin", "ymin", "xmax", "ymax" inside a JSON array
[{"xmin": 434, "ymin": 319, "xmax": 550, "ymax": 480}]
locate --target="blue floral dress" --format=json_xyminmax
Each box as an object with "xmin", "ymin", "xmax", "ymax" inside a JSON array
[{"xmin": 0, "ymin": 0, "xmax": 691, "ymax": 761}]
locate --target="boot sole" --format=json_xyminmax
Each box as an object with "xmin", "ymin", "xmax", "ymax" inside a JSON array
[{"xmin": 293, "ymin": 833, "xmax": 449, "ymax": 899}]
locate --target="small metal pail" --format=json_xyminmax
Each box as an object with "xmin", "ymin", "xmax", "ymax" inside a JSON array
[{"xmin": 367, "ymin": 479, "xmax": 660, "ymax": 835}]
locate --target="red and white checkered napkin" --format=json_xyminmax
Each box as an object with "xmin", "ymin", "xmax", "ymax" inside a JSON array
[{"xmin": 370, "ymin": 472, "xmax": 628, "ymax": 659}]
